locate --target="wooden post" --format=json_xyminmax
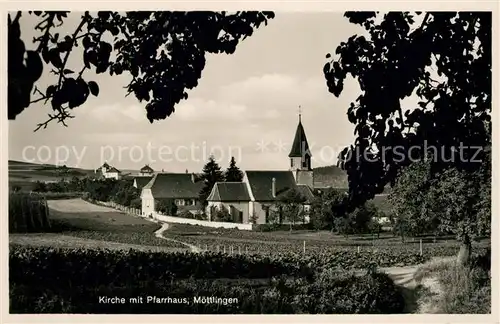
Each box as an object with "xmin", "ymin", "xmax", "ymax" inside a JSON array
[
  {"xmin": 419, "ymin": 239, "xmax": 423, "ymax": 256},
  {"xmin": 231, "ymin": 246, "xmax": 234, "ymax": 255},
  {"xmin": 357, "ymin": 246, "xmax": 360, "ymax": 253},
  {"xmin": 223, "ymin": 246, "xmax": 226, "ymax": 254},
  {"xmin": 238, "ymin": 246, "xmax": 241, "ymax": 254},
  {"xmin": 303, "ymin": 241, "xmax": 306, "ymax": 254}
]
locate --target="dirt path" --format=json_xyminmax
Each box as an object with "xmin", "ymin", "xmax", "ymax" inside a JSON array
[{"xmin": 154, "ymin": 223, "xmax": 201, "ymax": 253}]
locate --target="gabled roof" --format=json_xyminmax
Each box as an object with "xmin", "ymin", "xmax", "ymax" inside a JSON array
[
  {"xmin": 288, "ymin": 116, "xmax": 311, "ymax": 158},
  {"xmin": 143, "ymin": 173, "xmax": 204, "ymax": 199},
  {"xmin": 134, "ymin": 176, "xmax": 153, "ymax": 190},
  {"xmin": 101, "ymin": 162, "xmax": 110, "ymax": 169},
  {"xmin": 207, "ymin": 182, "xmax": 251, "ymax": 202},
  {"xmin": 295, "ymin": 184, "xmax": 315, "ymax": 204},
  {"xmin": 107, "ymin": 167, "xmax": 121, "ymax": 173},
  {"xmin": 140, "ymin": 164, "xmax": 154, "ymax": 172},
  {"xmin": 245, "ymin": 170, "xmax": 297, "ymax": 201}
]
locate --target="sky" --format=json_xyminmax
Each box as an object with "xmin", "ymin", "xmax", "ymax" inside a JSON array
[{"xmin": 9, "ymin": 11, "xmax": 393, "ymax": 173}]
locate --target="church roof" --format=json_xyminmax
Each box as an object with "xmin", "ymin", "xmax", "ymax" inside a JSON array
[
  {"xmin": 143, "ymin": 173, "xmax": 204, "ymax": 199},
  {"xmin": 245, "ymin": 170, "xmax": 297, "ymax": 201},
  {"xmin": 207, "ymin": 182, "xmax": 251, "ymax": 202},
  {"xmin": 288, "ymin": 116, "xmax": 311, "ymax": 158}
]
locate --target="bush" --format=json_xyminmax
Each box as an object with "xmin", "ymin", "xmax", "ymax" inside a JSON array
[
  {"xmin": 9, "ymin": 246, "xmax": 406, "ymax": 314},
  {"xmin": 212, "ymin": 206, "xmax": 233, "ymax": 222},
  {"xmin": 156, "ymin": 199, "xmax": 177, "ymax": 215},
  {"xmin": 177, "ymin": 209, "xmax": 195, "ymax": 219}
]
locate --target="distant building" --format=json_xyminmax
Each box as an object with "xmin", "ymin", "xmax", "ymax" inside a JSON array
[
  {"xmin": 139, "ymin": 164, "xmax": 154, "ymax": 176},
  {"xmin": 97, "ymin": 162, "xmax": 121, "ymax": 180},
  {"xmin": 140, "ymin": 173, "xmax": 204, "ymax": 217}
]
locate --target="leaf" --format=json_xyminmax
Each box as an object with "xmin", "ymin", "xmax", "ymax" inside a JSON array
[
  {"xmin": 88, "ymin": 81, "xmax": 99, "ymax": 96},
  {"xmin": 48, "ymin": 48, "xmax": 63, "ymax": 69}
]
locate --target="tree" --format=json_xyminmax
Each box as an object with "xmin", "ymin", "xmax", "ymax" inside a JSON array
[
  {"xmin": 389, "ymin": 151, "xmax": 491, "ymax": 264},
  {"xmin": 276, "ymin": 188, "xmax": 306, "ymax": 231},
  {"xmin": 8, "ymin": 11, "xmax": 275, "ymax": 130},
  {"xmin": 324, "ymin": 12, "xmax": 491, "ymax": 263},
  {"xmin": 309, "ymin": 189, "xmax": 348, "ymax": 231},
  {"xmin": 224, "ymin": 156, "xmax": 244, "ymax": 182},
  {"xmin": 388, "ymin": 160, "xmax": 442, "ymax": 239},
  {"xmin": 198, "ymin": 155, "xmax": 224, "ymax": 207},
  {"xmin": 32, "ymin": 181, "xmax": 48, "ymax": 192}
]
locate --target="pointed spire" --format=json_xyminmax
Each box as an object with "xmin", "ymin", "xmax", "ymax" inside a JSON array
[
  {"xmin": 298, "ymin": 105, "xmax": 302, "ymax": 123},
  {"xmin": 288, "ymin": 107, "xmax": 311, "ymax": 158}
]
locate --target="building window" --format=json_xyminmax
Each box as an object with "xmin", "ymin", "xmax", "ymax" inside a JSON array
[{"xmin": 291, "ymin": 159, "xmax": 294, "ymax": 168}]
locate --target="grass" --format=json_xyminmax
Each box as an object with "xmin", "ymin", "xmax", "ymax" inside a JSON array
[{"xmin": 413, "ymin": 250, "xmax": 491, "ymax": 314}]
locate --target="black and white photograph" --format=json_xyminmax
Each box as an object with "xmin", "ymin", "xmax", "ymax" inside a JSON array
[{"xmin": 4, "ymin": 5, "xmax": 496, "ymax": 317}]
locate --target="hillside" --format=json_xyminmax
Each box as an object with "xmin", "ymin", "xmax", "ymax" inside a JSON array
[
  {"xmin": 313, "ymin": 165, "xmax": 348, "ymax": 188},
  {"xmin": 8, "ymin": 160, "xmax": 139, "ymax": 191}
]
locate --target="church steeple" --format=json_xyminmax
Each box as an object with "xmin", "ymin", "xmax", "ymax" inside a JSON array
[{"xmin": 289, "ymin": 107, "xmax": 312, "ymax": 171}]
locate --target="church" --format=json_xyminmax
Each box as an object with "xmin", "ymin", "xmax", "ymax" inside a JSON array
[
  {"xmin": 206, "ymin": 113, "xmax": 316, "ymax": 224},
  {"xmin": 140, "ymin": 113, "xmax": 319, "ymax": 224}
]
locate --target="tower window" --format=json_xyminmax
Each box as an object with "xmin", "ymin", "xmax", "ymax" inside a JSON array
[{"xmin": 291, "ymin": 159, "xmax": 294, "ymax": 168}]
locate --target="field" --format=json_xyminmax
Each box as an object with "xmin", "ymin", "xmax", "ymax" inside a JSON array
[
  {"xmin": 9, "ymin": 198, "xmax": 188, "ymax": 251},
  {"xmin": 8, "ymin": 160, "xmax": 137, "ymax": 191},
  {"xmin": 8, "ymin": 196, "xmax": 490, "ymax": 314}
]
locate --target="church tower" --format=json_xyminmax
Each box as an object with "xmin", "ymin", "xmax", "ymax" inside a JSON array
[{"xmin": 288, "ymin": 110, "xmax": 314, "ymax": 187}]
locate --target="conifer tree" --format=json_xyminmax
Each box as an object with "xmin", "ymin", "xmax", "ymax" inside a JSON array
[
  {"xmin": 198, "ymin": 155, "xmax": 224, "ymax": 206},
  {"xmin": 224, "ymin": 156, "xmax": 244, "ymax": 182}
]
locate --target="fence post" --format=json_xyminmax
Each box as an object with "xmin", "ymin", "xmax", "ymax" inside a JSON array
[
  {"xmin": 303, "ymin": 241, "xmax": 306, "ymax": 254},
  {"xmin": 205, "ymin": 244, "xmax": 208, "ymax": 252},
  {"xmin": 357, "ymin": 246, "xmax": 360, "ymax": 253},
  {"xmin": 238, "ymin": 246, "xmax": 241, "ymax": 255},
  {"xmin": 230, "ymin": 246, "xmax": 234, "ymax": 255},
  {"xmin": 419, "ymin": 239, "xmax": 423, "ymax": 256},
  {"xmin": 223, "ymin": 246, "xmax": 226, "ymax": 254},
  {"xmin": 217, "ymin": 245, "xmax": 220, "ymax": 253}
]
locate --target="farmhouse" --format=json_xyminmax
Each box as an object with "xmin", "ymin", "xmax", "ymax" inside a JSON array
[
  {"xmin": 140, "ymin": 172, "xmax": 204, "ymax": 217},
  {"xmin": 139, "ymin": 164, "xmax": 154, "ymax": 176},
  {"xmin": 97, "ymin": 162, "xmax": 122, "ymax": 180}
]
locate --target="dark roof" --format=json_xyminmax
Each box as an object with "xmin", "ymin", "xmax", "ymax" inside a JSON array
[
  {"xmin": 140, "ymin": 165, "xmax": 154, "ymax": 172},
  {"xmin": 245, "ymin": 170, "xmax": 297, "ymax": 201},
  {"xmin": 107, "ymin": 167, "xmax": 121, "ymax": 173},
  {"xmin": 207, "ymin": 182, "xmax": 251, "ymax": 202},
  {"xmin": 288, "ymin": 117, "xmax": 311, "ymax": 158},
  {"xmin": 134, "ymin": 176, "xmax": 153, "ymax": 190},
  {"xmin": 101, "ymin": 162, "xmax": 110, "ymax": 168},
  {"xmin": 295, "ymin": 184, "xmax": 315, "ymax": 204},
  {"xmin": 143, "ymin": 173, "xmax": 204, "ymax": 199}
]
